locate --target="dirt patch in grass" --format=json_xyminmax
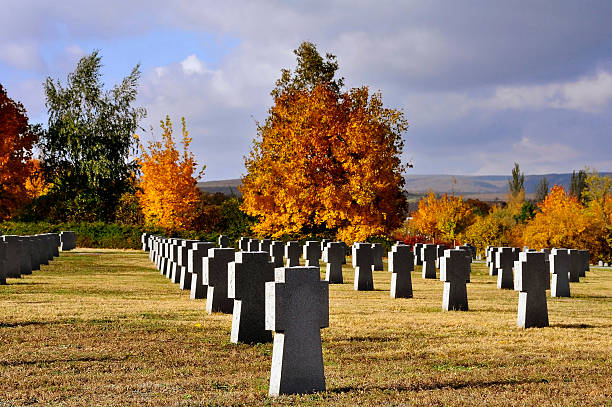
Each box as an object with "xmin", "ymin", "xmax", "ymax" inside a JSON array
[{"xmin": 1, "ymin": 252, "xmax": 610, "ymax": 405}]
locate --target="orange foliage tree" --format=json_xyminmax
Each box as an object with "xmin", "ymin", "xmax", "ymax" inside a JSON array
[
  {"xmin": 242, "ymin": 84, "xmax": 408, "ymax": 243},
  {"xmin": 0, "ymin": 84, "xmax": 39, "ymax": 219},
  {"xmin": 241, "ymin": 42, "xmax": 409, "ymax": 243},
  {"xmin": 137, "ymin": 116, "xmax": 204, "ymax": 231},
  {"xmin": 523, "ymin": 185, "xmax": 598, "ymax": 251},
  {"xmin": 24, "ymin": 159, "xmax": 49, "ymax": 199},
  {"xmin": 411, "ymin": 192, "xmax": 474, "ymax": 243}
]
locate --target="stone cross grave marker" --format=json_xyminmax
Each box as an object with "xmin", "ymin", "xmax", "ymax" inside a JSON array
[
  {"xmin": 388, "ymin": 244, "xmax": 413, "ymax": 298},
  {"xmin": 270, "ymin": 241, "xmax": 284, "ymax": 268},
  {"xmin": 320, "ymin": 239, "xmax": 331, "ymax": 253},
  {"xmin": 18, "ymin": 237, "xmax": 32, "ymax": 276},
  {"xmin": 440, "ymin": 249, "xmax": 470, "ymax": 311},
  {"xmin": 239, "ymin": 237, "xmax": 249, "ymax": 252},
  {"xmin": 578, "ymin": 250, "xmax": 589, "ymax": 277},
  {"xmin": 496, "ymin": 247, "xmax": 515, "ymax": 289},
  {"xmin": 516, "ymin": 251, "xmax": 549, "ymax": 328},
  {"xmin": 371, "ymin": 243, "xmax": 384, "ymax": 271},
  {"xmin": 189, "ymin": 242, "xmax": 215, "ymax": 299},
  {"xmin": 2, "ymin": 236, "xmax": 21, "ymax": 278},
  {"xmin": 352, "ymin": 243, "xmax": 374, "ymax": 291},
  {"xmin": 60, "ymin": 231, "xmax": 77, "ymax": 251},
  {"xmin": 488, "ymin": 247, "xmax": 499, "ymax": 275},
  {"xmin": 567, "ymin": 249, "xmax": 581, "ymax": 282},
  {"xmin": 171, "ymin": 239, "xmax": 183, "ymax": 281},
  {"xmin": 323, "ymin": 242, "xmax": 344, "ymax": 284},
  {"xmin": 550, "ymin": 248, "xmax": 570, "ymax": 298},
  {"xmin": 179, "ymin": 240, "xmax": 199, "ymax": 290},
  {"xmin": 436, "ymin": 244, "xmax": 447, "ymax": 268},
  {"xmin": 265, "ymin": 266, "xmax": 329, "ymax": 396},
  {"xmin": 285, "ymin": 241, "xmax": 301, "ymax": 267},
  {"xmin": 218, "ymin": 235, "xmax": 230, "ymax": 248},
  {"xmin": 259, "ymin": 239, "xmax": 272, "ymax": 255},
  {"xmin": 203, "ymin": 248, "xmax": 236, "ymax": 313},
  {"xmin": 413, "ymin": 243, "xmax": 423, "ymax": 266},
  {"xmin": 248, "ymin": 238, "xmax": 260, "ymax": 252},
  {"xmin": 303, "ymin": 241, "xmax": 322, "ymax": 268},
  {"xmin": 25, "ymin": 236, "xmax": 40, "ymax": 271},
  {"xmin": 421, "ymin": 244, "xmax": 437, "ymax": 279},
  {"xmin": 0, "ymin": 241, "xmax": 6, "ymax": 285},
  {"xmin": 228, "ymin": 251, "xmax": 275, "ymax": 343}
]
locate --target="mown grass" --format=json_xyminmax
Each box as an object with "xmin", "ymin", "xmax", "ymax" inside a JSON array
[{"xmin": 0, "ymin": 249, "xmax": 610, "ymax": 406}]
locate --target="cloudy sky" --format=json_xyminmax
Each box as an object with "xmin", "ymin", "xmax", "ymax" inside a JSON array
[{"xmin": 2, "ymin": 1, "xmax": 611, "ymax": 180}]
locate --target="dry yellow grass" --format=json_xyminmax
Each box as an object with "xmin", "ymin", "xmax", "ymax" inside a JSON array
[{"xmin": 0, "ymin": 249, "xmax": 610, "ymax": 406}]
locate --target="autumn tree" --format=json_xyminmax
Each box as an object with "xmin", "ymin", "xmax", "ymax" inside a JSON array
[
  {"xmin": 523, "ymin": 185, "xmax": 597, "ymax": 251},
  {"xmin": 0, "ymin": 84, "xmax": 39, "ymax": 219},
  {"xmin": 464, "ymin": 205, "xmax": 513, "ymax": 254},
  {"xmin": 137, "ymin": 116, "xmax": 204, "ymax": 231},
  {"xmin": 582, "ymin": 171, "xmax": 612, "ymax": 260},
  {"xmin": 411, "ymin": 192, "xmax": 474, "ymax": 243},
  {"xmin": 39, "ymin": 50, "xmax": 145, "ymax": 221},
  {"xmin": 241, "ymin": 42, "xmax": 409, "ymax": 243}
]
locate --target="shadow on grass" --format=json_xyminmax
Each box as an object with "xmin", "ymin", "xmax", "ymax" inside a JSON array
[
  {"xmin": 550, "ymin": 323, "xmax": 610, "ymax": 329},
  {"xmin": 329, "ymin": 376, "xmax": 547, "ymax": 393},
  {"xmin": 0, "ymin": 320, "xmax": 50, "ymax": 328},
  {"xmin": 344, "ymin": 335, "xmax": 398, "ymax": 343},
  {"xmin": 0, "ymin": 354, "xmax": 128, "ymax": 367},
  {"xmin": 4, "ymin": 280, "xmax": 49, "ymax": 286}
]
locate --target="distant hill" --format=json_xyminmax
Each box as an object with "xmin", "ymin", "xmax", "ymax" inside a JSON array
[
  {"xmin": 197, "ymin": 179, "xmax": 242, "ymax": 196},
  {"xmin": 198, "ymin": 172, "xmax": 611, "ymax": 201}
]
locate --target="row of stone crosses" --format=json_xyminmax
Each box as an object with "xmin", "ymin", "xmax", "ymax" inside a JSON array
[
  {"xmin": 141, "ymin": 233, "xmax": 592, "ymax": 396},
  {"xmin": 0, "ymin": 232, "xmax": 76, "ymax": 284}
]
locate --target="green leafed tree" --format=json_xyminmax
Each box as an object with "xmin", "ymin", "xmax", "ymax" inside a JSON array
[
  {"xmin": 570, "ymin": 169, "xmax": 587, "ymax": 202},
  {"xmin": 38, "ymin": 50, "xmax": 145, "ymax": 221},
  {"xmin": 535, "ymin": 176, "xmax": 549, "ymax": 202},
  {"xmin": 508, "ymin": 162, "xmax": 525, "ymax": 197}
]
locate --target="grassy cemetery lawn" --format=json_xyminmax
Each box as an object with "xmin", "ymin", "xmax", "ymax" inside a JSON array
[{"xmin": 1, "ymin": 250, "xmax": 611, "ymax": 406}]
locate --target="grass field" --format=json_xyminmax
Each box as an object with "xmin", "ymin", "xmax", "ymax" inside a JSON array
[{"xmin": 1, "ymin": 249, "xmax": 610, "ymax": 406}]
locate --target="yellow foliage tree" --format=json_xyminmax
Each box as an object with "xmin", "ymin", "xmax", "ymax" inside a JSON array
[
  {"xmin": 582, "ymin": 171, "xmax": 612, "ymax": 260},
  {"xmin": 24, "ymin": 159, "xmax": 49, "ymax": 199},
  {"xmin": 464, "ymin": 205, "xmax": 512, "ymax": 254},
  {"xmin": 523, "ymin": 185, "xmax": 598, "ymax": 251},
  {"xmin": 137, "ymin": 116, "xmax": 204, "ymax": 231},
  {"xmin": 241, "ymin": 73, "xmax": 408, "ymax": 243},
  {"xmin": 411, "ymin": 191, "xmax": 474, "ymax": 243}
]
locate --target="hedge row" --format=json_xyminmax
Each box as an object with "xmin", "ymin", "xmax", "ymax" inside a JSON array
[
  {"xmin": 0, "ymin": 222, "xmax": 220, "ymax": 250},
  {"xmin": 0, "ymin": 221, "xmax": 397, "ymax": 251}
]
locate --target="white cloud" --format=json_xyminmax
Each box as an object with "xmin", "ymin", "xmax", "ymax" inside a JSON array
[
  {"xmin": 473, "ymin": 136, "xmax": 582, "ymax": 175},
  {"xmin": 0, "ymin": 42, "xmax": 44, "ymax": 71},
  {"xmin": 484, "ymin": 71, "xmax": 612, "ymax": 113},
  {"xmin": 181, "ymin": 54, "xmax": 206, "ymax": 75}
]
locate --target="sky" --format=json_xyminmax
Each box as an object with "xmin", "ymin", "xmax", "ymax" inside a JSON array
[{"xmin": 1, "ymin": 0, "xmax": 612, "ymax": 180}]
